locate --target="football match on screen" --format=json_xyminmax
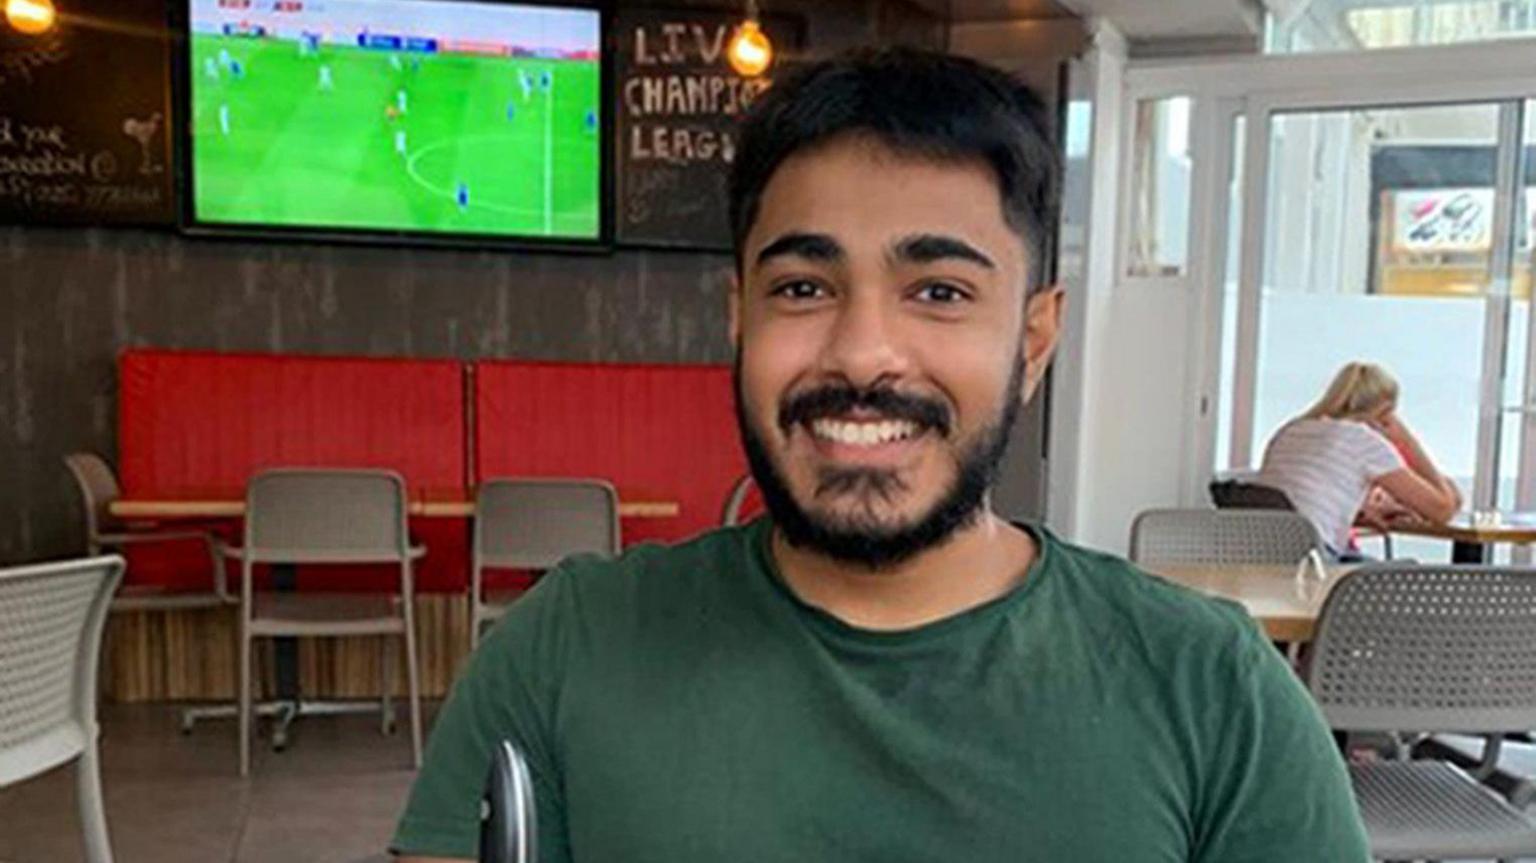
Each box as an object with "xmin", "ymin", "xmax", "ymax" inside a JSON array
[{"xmin": 189, "ymin": 0, "xmax": 602, "ymax": 240}]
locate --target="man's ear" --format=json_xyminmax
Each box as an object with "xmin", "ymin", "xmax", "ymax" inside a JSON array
[{"xmin": 1020, "ymin": 286, "xmax": 1065, "ymax": 403}]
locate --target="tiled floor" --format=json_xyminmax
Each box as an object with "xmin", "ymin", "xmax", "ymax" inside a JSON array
[
  {"xmin": 0, "ymin": 702, "xmax": 434, "ymax": 863},
  {"xmin": 12, "ymin": 708, "xmax": 1536, "ymax": 863}
]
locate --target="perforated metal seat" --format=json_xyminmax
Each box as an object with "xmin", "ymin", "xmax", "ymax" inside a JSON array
[
  {"xmin": 472, "ymin": 479, "xmax": 619, "ymax": 648},
  {"xmin": 1128, "ymin": 508, "xmax": 1323, "ymax": 566},
  {"xmin": 1306, "ymin": 565, "xmax": 1536, "ymax": 862},
  {"xmin": 1351, "ymin": 761, "xmax": 1536, "ymax": 859},
  {"xmin": 0, "ymin": 555, "xmax": 124, "ymax": 863}
]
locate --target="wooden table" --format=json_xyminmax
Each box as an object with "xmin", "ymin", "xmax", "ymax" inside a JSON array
[
  {"xmin": 1388, "ymin": 511, "xmax": 1536, "ymax": 563},
  {"xmin": 111, "ymin": 492, "xmax": 681, "ymax": 520},
  {"xmin": 1147, "ymin": 563, "xmax": 1357, "ymax": 642}
]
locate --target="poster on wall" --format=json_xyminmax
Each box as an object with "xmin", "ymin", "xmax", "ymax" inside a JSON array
[
  {"xmin": 613, "ymin": 9, "xmax": 801, "ymax": 250},
  {"xmin": 0, "ymin": 0, "xmax": 175, "ymax": 225},
  {"xmin": 1390, "ymin": 187, "xmax": 1536, "ymax": 253}
]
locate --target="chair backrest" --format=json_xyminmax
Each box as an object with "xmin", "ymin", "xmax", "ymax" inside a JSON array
[
  {"xmin": 242, "ymin": 469, "xmax": 411, "ymax": 564},
  {"xmin": 474, "ymin": 478, "xmax": 620, "ymax": 572},
  {"xmin": 1305, "ymin": 565, "xmax": 1536, "ymax": 734},
  {"xmin": 1128, "ymin": 508, "xmax": 1322, "ymax": 566},
  {"xmin": 720, "ymin": 475, "xmax": 755, "ymax": 527},
  {"xmin": 0, "ymin": 555, "xmax": 123, "ymax": 786},
  {"xmin": 63, "ymin": 454, "xmax": 122, "ymax": 548},
  {"xmin": 1208, "ymin": 478, "xmax": 1295, "ymax": 511},
  {"xmin": 480, "ymin": 739, "xmax": 538, "ymax": 863}
]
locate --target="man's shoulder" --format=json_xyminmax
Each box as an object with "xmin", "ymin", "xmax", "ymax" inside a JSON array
[
  {"xmin": 1040, "ymin": 531, "xmax": 1266, "ymax": 657},
  {"xmin": 545, "ymin": 521, "xmax": 759, "ymax": 588},
  {"xmin": 508, "ymin": 521, "xmax": 761, "ymax": 623},
  {"xmin": 479, "ymin": 522, "xmax": 763, "ymax": 671}
]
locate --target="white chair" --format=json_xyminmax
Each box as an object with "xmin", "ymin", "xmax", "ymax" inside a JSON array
[
  {"xmin": 472, "ymin": 479, "xmax": 619, "ymax": 648},
  {"xmin": 0, "ymin": 555, "xmax": 125, "ymax": 863},
  {"xmin": 226, "ymin": 469, "xmax": 424, "ymax": 776},
  {"xmin": 63, "ymin": 453, "xmax": 230, "ymax": 612},
  {"xmin": 64, "ymin": 452, "xmax": 239, "ymax": 734}
]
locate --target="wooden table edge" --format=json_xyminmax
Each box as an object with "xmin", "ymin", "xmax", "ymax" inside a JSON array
[
  {"xmin": 112, "ymin": 499, "xmax": 682, "ymax": 519},
  {"xmin": 1260, "ymin": 617, "xmax": 1314, "ymax": 643}
]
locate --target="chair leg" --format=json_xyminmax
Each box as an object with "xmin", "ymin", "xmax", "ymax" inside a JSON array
[
  {"xmin": 404, "ymin": 625, "xmax": 423, "ymax": 769},
  {"xmin": 380, "ymin": 635, "xmax": 397, "ymax": 736},
  {"xmin": 76, "ymin": 740, "xmax": 115, "ymax": 863},
  {"xmin": 239, "ymin": 631, "xmax": 252, "ymax": 777},
  {"xmin": 1284, "ymin": 641, "xmax": 1301, "ymax": 666}
]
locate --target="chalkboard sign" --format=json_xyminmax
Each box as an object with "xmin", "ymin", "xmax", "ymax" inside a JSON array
[
  {"xmin": 0, "ymin": 0, "xmax": 175, "ymax": 225},
  {"xmin": 614, "ymin": 9, "xmax": 800, "ymax": 250}
]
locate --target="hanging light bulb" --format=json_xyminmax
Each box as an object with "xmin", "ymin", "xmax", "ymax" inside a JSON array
[
  {"xmin": 5, "ymin": 0, "xmax": 56, "ymax": 34},
  {"xmin": 726, "ymin": 1, "xmax": 772, "ymax": 78}
]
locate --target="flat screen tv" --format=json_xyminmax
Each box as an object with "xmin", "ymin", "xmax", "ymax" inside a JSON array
[{"xmin": 185, "ymin": 0, "xmax": 604, "ymax": 244}]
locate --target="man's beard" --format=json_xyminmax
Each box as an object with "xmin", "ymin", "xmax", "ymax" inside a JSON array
[{"xmin": 733, "ymin": 354, "xmax": 1024, "ymax": 570}]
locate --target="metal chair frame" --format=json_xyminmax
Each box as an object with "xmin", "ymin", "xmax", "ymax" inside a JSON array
[
  {"xmin": 1305, "ymin": 565, "xmax": 1536, "ymax": 862},
  {"xmin": 471, "ymin": 478, "xmax": 620, "ymax": 649},
  {"xmin": 225, "ymin": 468, "xmax": 423, "ymax": 776}
]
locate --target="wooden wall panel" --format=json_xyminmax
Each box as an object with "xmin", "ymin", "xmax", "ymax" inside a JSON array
[{"xmin": 102, "ymin": 595, "xmax": 475, "ymax": 702}]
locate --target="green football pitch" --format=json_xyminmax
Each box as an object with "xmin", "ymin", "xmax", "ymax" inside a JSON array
[{"xmin": 191, "ymin": 34, "xmax": 601, "ymax": 239}]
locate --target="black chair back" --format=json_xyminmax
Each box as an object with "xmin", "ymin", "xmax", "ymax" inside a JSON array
[
  {"xmin": 1208, "ymin": 478, "xmax": 1295, "ymax": 511},
  {"xmin": 480, "ymin": 740, "xmax": 537, "ymax": 863}
]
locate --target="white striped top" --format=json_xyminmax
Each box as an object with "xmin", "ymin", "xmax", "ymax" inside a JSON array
[{"xmin": 1255, "ymin": 418, "xmax": 1404, "ymax": 552}]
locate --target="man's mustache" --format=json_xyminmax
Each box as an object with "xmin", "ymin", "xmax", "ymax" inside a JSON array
[{"xmin": 777, "ymin": 384, "xmax": 952, "ymax": 438}]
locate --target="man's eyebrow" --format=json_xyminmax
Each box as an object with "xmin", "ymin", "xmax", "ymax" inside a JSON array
[
  {"xmin": 754, "ymin": 232, "xmax": 844, "ymax": 268},
  {"xmin": 890, "ymin": 233, "xmax": 996, "ymax": 270}
]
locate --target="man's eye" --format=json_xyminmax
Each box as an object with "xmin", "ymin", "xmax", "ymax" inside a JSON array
[
  {"xmin": 916, "ymin": 282, "xmax": 970, "ymax": 304},
  {"xmin": 771, "ymin": 280, "xmax": 825, "ymax": 300}
]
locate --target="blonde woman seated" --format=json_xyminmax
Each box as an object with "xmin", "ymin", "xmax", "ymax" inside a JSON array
[{"xmin": 1255, "ymin": 362, "xmax": 1462, "ymax": 560}]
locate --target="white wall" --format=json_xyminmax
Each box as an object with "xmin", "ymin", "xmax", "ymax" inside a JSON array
[
  {"xmin": 1071, "ymin": 285, "xmax": 1200, "ymax": 553},
  {"xmin": 1046, "ymin": 25, "xmax": 1208, "ymax": 555}
]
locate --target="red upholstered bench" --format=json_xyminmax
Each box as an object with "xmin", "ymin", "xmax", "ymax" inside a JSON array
[
  {"xmin": 117, "ymin": 349, "xmax": 469, "ymax": 592},
  {"xmin": 473, "ymin": 360, "xmax": 748, "ymax": 550}
]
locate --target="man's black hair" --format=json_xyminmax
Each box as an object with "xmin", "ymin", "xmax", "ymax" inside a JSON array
[{"xmin": 729, "ymin": 46, "xmax": 1061, "ymax": 288}]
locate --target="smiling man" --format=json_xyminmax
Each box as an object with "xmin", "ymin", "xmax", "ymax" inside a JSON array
[{"xmin": 393, "ymin": 48, "xmax": 1368, "ymax": 862}]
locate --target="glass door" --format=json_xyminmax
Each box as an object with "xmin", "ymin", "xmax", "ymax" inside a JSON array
[{"xmin": 1226, "ymin": 99, "xmax": 1530, "ymax": 559}]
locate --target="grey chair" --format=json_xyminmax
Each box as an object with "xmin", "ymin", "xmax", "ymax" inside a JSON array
[
  {"xmin": 64, "ymin": 452, "xmax": 236, "ymax": 733},
  {"xmin": 1128, "ymin": 508, "xmax": 1323, "ymax": 567},
  {"xmin": 63, "ymin": 453, "xmax": 230, "ymax": 612},
  {"xmin": 720, "ymin": 474, "xmax": 756, "ymax": 527},
  {"xmin": 1304, "ymin": 565, "xmax": 1536, "ymax": 862},
  {"xmin": 0, "ymin": 555, "xmax": 124, "ymax": 863},
  {"xmin": 226, "ymin": 469, "xmax": 424, "ymax": 776},
  {"xmin": 472, "ymin": 479, "xmax": 620, "ymax": 648}
]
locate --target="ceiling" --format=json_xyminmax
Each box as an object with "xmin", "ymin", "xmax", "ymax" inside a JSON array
[{"xmin": 913, "ymin": 0, "xmax": 1267, "ymax": 40}]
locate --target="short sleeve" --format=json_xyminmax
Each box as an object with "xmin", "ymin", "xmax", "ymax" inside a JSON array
[
  {"xmin": 1349, "ymin": 422, "xmax": 1404, "ymax": 481},
  {"xmin": 1192, "ymin": 624, "xmax": 1371, "ymax": 863},
  {"xmin": 390, "ymin": 573, "xmax": 573, "ymax": 862}
]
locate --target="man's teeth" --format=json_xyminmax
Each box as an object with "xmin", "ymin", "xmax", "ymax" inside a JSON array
[{"xmin": 809, "ymin": 419, "xmax": 919, "ymax": 446}]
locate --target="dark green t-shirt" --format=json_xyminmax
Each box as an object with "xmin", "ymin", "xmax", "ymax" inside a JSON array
[{"xmin": 393, "ymin": 519, "xmax": 1368, "ymax": 862}]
